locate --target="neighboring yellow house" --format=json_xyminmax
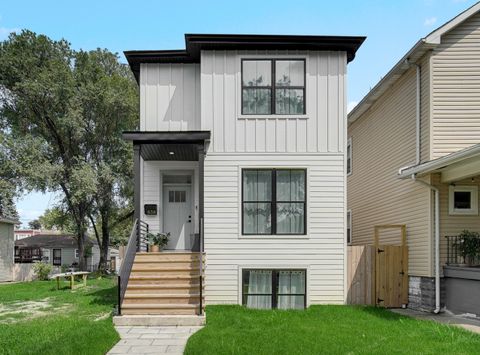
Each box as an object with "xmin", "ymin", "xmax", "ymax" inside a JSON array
[{"xmin": 348, "ymin": 2, "xmax": 480, "ymax": 315}]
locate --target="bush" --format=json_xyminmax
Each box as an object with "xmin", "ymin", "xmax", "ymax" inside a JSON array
[{"xmin": 33, "ymin": 262, "xmax": 53, "ymax": 281}]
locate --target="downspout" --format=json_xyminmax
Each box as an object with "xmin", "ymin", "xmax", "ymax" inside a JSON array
[
  {"xmin": 415, "ymin": 64, "xmax": 421, "ymax": 165},
  {"xmin": 411, "ymin": 174, "xmax": 441, "ymax": 314}
]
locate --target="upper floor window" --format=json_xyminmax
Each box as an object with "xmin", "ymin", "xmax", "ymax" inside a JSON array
[
  {"xmin": 241, "ymin": 59, "xmax": 305, "ymax": 115},
  {"xmin": 347, "ymin": 210, "xmax": 352, "ymax": 244},
  {"xmin": 449, "ymin": 185, "xmax": 478, "ymax": 215},
  {"xmin": 242, "ymin": 169, "xmax": 306, "ymax": 235},
  {"xmin": 347, "ymin": 138, "xmax": 352, "ymax": 175}
]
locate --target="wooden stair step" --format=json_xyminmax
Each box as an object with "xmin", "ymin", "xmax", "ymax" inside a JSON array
[
  {"xmin": 126, "ymin": 284, "xmax": 202, "ymax": 294},
  {"xmin": 132, "ymin": 264, "xmax": 201, "ymax": 270},
  {"xmin": 123, "ymin": 294, "xmax": 201, "ymax": 305}
]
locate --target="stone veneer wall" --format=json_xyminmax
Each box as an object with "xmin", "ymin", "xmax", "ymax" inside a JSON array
[{"xmin": 408, "ymin": 276, "xmax": 445, "ymax": 312}]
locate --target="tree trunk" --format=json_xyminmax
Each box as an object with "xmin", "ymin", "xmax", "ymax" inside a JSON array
[
  {"xmin": 76, "ymin": 218, "xmax": 88, "ymax": 271},
  {"xmin": 98, "ymin": 207, "xmax": 110, "ymax": 272}
]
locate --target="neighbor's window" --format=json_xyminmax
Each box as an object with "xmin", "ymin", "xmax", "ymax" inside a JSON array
[
  {"xmin": 347, "ymin": 138, "xmax": 352, "ymax": 175},
  {"xmin": 75, "ymin": 249, "xmax": 79, "ymax": 258},
  {"xmin": 242, "ymin": 169, "xmax": 306, "ymax": 235},
  {"xmin": 449, "ymin": 186, "xmax": 478, "ymax": 215},
  {"xmin": 347, "ymin": 210, "xmax": 352, "ymax": 244},
  {"xmin": 242, "ymin": 59, "xmax": 305, "ymax": 115},
  {"xmin": 242, "ymin": 269, "xmax": 306, "ymax": 309}
]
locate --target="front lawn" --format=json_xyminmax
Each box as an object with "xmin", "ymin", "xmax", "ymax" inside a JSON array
[
  {"xmin": 0, "ymin": 277, "xmax": 119, "ymax": 355},
  {"xmin": 185, "ymin": 305, "xmax": 480, "ymax": 355}
]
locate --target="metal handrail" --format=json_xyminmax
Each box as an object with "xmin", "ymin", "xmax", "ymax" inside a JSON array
[
  {"xmin": 117, "ymin": 219, "xmax": 149, "ymax": 315},
  {"xmin": 446, "ymin": 234, "xmax": 480, "ymax": 266},
  {"xmin": 199, "ymin": 217, "xmax": 204, "ymax": 315}
]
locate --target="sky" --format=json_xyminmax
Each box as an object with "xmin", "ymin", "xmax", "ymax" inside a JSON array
[{"xmin": 2, "ymin": 0, "xmax": 477, "ymax": 227}]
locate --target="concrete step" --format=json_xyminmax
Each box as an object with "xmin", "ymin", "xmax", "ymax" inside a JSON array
[
  {"xmin": 121, "ymin": 303, "xmax": 201, "ymax": 315},
  {"xmin": 113, "ymin": 314, "xmax": 205, "ymax": 326}
]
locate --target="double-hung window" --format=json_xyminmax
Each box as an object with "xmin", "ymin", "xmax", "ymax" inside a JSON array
[
  {"xmin": 242, "ymin": 269, "xmax": 306, "ymax": 309},
  {"xmin": 242, "ymin": 169, "xmax": 306, "ymax": 235},
  {"xmin": 241, "ymin": 59, "xmax": 306, "ymax": 115}
]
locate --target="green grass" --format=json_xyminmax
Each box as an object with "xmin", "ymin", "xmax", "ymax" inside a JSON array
[
  {"xmin": 0, "ymin": 277, "xmax": 119, "ymax": 355},
  {"xmin": 185, "ymin": 305, "xmax": 480, "ymax": 355}
]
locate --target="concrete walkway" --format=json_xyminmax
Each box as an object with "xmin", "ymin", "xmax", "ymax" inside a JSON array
[
  {"xmin": 392, "ymin": 308, "xmax": 480, "ymax": 334},
  {"xmin": 108, "ymin": 325, "xmax": 203, "ymax": 355}
]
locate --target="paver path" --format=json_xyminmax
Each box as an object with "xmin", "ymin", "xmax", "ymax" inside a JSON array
[{"xmin": 108, "ymin": 325, "xmax": 203, "ymax": 355}]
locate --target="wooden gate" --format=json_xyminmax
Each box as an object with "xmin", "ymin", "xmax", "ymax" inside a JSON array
[{"xmin": 374, "ymin": 225, "xmax": 408, "ymax": 308}]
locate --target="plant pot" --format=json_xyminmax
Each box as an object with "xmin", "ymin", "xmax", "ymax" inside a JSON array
[{"xmin": 150, "ymin": 245, "xmax": 160, "ymax": 253}]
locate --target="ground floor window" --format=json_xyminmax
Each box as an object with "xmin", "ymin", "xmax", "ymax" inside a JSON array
[
  {"xmin": 53, "ymin": 249, "xmax": 62, "ymax": 266},
  {"xmin": 242, "ymin": 269, "xmax": 306, "ymax": 309}
]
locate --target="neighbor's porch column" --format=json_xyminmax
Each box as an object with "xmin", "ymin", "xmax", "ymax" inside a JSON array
[{"xmin": 133, "ymin": 144, "xmax": 141, "ymax": 222}]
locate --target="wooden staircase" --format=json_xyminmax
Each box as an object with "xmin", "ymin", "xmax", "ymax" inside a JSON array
[{"xmin": 121, "ymin": 252, "xmax": 204, "ymax": 316}]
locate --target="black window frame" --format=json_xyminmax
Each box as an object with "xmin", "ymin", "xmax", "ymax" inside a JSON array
[
  {"xmin": 242, "ymin": 269, "xmax": 307, "ymax": 310},
  {"xmin": 241, "ymin": 59, "xmax": 306, "ymax": 115},
  {"xmin": 242, "ymin": 168, "xmax": 307, "ymax": 236},
  {"xmin": 52, "ymin": 248, "xmax": 62, "ymax": 266}
]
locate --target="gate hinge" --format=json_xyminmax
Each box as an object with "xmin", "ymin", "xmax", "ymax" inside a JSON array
[
  {"xmin": 377, "ymin": 298, "xmax": 384, "ymax": 303},
  {"xmin": 377, "ymin": 248, "xmax": 384, "ymax": 253},
  {"xmin": 399, "ymin": 271, "xmax": 405, "ymax": 275}
]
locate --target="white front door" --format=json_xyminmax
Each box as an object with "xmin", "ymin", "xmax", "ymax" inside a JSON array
[{"xmin": 163, "ymin": 184, "xmax": 192, "ymax": 250}]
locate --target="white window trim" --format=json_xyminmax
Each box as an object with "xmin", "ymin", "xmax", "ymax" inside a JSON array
[
  {"xmin": 347, "ymin": 137, "xmax": 352, "ymax": 176},
  {"xmin": 237, "ymin": 54, "xmax": 309, "ymax": 120},
  {"xmin": 449, "ymin": 185, "xmax": 478, "ymax": 215},
  {"xmin": 347, "ymin": 209, "xmax": 352, "ymax": 244}
]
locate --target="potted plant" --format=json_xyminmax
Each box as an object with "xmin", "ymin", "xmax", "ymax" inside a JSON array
[
  {"xmin": 147, "ymin": 232, "xmax": 170, "ymax": 252},
  {"xmin": 454, "ymin": 230, "xmax": 480, "ymax": 266}
]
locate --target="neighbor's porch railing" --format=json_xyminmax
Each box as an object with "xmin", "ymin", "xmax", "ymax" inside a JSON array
[
  {"xmin": 117, "ymin": 219, "xmax": 149, "ymax": 315},
  {"xmin": 446, "ymin": 235, "xmax": 480, "ymax": 266}
]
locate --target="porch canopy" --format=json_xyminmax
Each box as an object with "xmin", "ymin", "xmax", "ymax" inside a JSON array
[
  {"xmin": 398, "ymin": 143, "xmax": 480, "ymax": 183},
  {"xmin": 123, "ymin": 131, "xmax": 210, "ymax": 161}
]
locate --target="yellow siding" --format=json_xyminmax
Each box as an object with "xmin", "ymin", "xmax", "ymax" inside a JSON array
[
  {"xmin": 431, "ymin": 174, "xmax": 480, "ymax": 270},
  {"xmin": 348, "ymin": 61, "xmax": 433, "ymax": 277},
  {"xmin": 431, "ymin": 11, "xmax": 480, "ymax": 159}
]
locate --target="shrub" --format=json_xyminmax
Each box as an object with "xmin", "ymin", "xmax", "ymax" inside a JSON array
[
  {"xmin": 455, "ymin": 230, "xmax": 480, "ymax": 265},
  {"xmin": 33, "ymin": 262, "xmax": 53, "ymax": 281}
]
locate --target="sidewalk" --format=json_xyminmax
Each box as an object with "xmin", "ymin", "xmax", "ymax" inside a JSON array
[
  {"xmin": 392, "ymin": 308, "xmax": 480, "ymax": 334},
  {"xmin": 108, "ymin": 325, "xmax": 203, "ymax": 355}
]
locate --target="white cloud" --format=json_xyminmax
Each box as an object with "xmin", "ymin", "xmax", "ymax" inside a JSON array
[
  {"xmin": 424, "ymin": 17, "xmax": 437, "ymax": 26},
  {"xmin": 347, "ymin": 101, "xmax": 358, "ymax": 113},
  {"xmin": 0, "ymin": 26, "xmax": 19, "ymax": 40}
]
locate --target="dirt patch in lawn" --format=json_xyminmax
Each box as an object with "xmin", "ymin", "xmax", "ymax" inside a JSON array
[{"xmin": 0, "ymin": 298, "xmax": 71, "ymax": 324}]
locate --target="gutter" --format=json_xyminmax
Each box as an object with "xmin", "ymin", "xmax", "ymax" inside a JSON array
[{"xmin": 411, "ymin": 174, "xmax": 441, "ymax": 314}]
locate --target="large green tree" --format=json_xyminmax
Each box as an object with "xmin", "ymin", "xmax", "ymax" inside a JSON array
[{"xmin": 0, "ymin": 31, "xmax": 138, "ymax": 269}]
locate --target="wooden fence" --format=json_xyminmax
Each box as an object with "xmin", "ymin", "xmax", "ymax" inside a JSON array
[{"xmin": 347, "ymin": 245, "xmax": 375, "ymax": 305}]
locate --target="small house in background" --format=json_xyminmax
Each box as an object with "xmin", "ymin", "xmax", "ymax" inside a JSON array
[
  {"xmin": 14, "ymin": 234, "xmax": 104, "ymax": 271},
  {"xmin": 0, "ymin": 216, "xmax": 19, "ymax": 282},
  {"xmin": 14, "ymin": 228, "xmax": 61, "ymax": 241}
]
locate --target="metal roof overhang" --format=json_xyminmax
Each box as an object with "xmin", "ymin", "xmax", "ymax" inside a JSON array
[{"xmin": 122, "ymin": 131, "xmax": 211, "ymax": 161}]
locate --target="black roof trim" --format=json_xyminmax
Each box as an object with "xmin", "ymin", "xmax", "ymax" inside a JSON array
[
  {"xmin": 122, "ymin": 130, "xmax": 211, "ymax": 144},
  {"xmin": 125, "ymin": 33, "xmax": 366, "ymax": 82}
]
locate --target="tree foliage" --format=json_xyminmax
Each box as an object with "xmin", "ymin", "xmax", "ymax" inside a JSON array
[{"xmin": 0, "ymin": 30, "xmax": 138, "ymax": 270}]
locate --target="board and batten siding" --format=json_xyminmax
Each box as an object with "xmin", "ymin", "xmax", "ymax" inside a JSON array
[
  {"xmin": 203, "ymin": 154, "xmax": 346, "ymax": 305},
  {"xmin": 140, "ymin": 63, "xmax": 201, "ymax": 131},
  {"xmin": 431, "ymin": 11, "xmax": 480, "ymax": 159},
  {"xmin": 200, "ymin": 50, "xmax": 347, "ymax": 153},
  {"xmin": 0, "ymin": 222, "xmax": 14, "ymax": 282},
  {"xmin": 348, "ymin": 60, "xmax": 433, "ymax": 278}
]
